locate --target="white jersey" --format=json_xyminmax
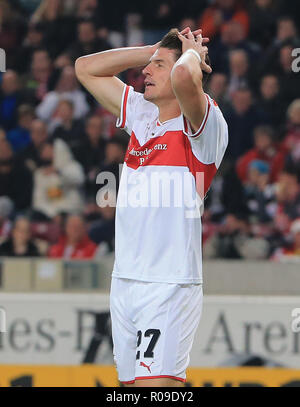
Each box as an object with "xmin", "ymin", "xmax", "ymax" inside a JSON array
[{"xmin": 112, "ymin": 85, "xmax": 228, "ymax": 284}]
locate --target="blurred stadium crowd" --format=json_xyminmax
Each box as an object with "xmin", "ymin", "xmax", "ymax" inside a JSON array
[{"xmin": 0, "ymin": 0, "xmax": 299, "ymax": 261}]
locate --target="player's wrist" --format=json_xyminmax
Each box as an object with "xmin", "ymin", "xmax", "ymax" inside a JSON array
[
  {"xmin": 184, "ymin": 48, "xmax": 202, "ymax": 64},
  {"xmin": 146, "ymin": 43, "xmax": 159, "ymax": 56}
]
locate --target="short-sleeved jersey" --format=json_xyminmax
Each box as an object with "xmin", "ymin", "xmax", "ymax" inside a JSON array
[{"xmin": 112, "ymin": 85, "xmax": 228, "ymax": 284}]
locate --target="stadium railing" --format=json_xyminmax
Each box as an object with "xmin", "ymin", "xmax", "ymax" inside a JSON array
[{"xmin": 0, "ymin": 256, "xmax": 299, "ymax": 295}]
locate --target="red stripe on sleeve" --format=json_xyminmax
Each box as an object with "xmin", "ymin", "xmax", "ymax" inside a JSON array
[{"xmin": 119, "ymin": 85, "xmax": 130, "ymax": 129}]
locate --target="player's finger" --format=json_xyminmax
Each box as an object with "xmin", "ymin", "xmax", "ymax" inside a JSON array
[
  {"xmin": 187, "ymin": 29, "xmax": 195, "ymax": 40},
  {"xmin": 196, "ymin": 33, "xmax": 203, "ymax": 44},
  {"xmin": 180, "ymin": 27, "xmax": 190, "ymax": 35},
  {"xmin": 177, "ymin": 32, "xmax": 185, "ymax": 42},
  {"xmin": 202, "ymin": 63, "xmax": 212, "ymax": 73},
  {"xmin": 202, "ymin": 37, "xmax": 210, "ymax": 44},
  {"xmin": 192, "ymin": 29, "xmax": 202, "ymax": 37}
]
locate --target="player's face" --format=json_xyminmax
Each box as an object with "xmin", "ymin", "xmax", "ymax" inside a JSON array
[{"xmin": 142, "ymin": 47, "xmax": 177, "ymax": 104}]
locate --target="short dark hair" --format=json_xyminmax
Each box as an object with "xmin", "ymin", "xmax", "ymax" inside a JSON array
[{"xmin": 159, "ymin": 28, "xmax": 211, "ymax": 84}]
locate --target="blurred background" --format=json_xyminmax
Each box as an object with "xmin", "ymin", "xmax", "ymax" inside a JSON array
[{"xmin": 0, "ymin": 0, "xmax": 300, "ymax": 387}]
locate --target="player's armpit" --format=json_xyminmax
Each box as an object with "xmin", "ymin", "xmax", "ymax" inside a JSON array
[
  {"xmin": 171, "ymin": 65, "xmax": 207, "ymax": 133},
  {"xmin": 75, "ymin": 62, "xmax": 125, "ymax": 117}
]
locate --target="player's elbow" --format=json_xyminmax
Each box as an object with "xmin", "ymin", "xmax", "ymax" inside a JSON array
[
  {"xmin": 171, "ymin": 64, "xmax": 202, "ymax": 91},
  {"xmin": 171, "ymin": 64, "xmax": 198, "ymax": 95},
  {"xmin": 75, "ymin": 57, "xmax": 86, "ymax": 80},
  {"xmin": 171, "ymin": 64, "xmax": 191, "ymax": 89}
]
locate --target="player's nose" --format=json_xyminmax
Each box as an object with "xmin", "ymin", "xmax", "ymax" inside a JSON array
[{"xmin": 142, "ymin": 64, "xmax": 152, "ymax": 76}]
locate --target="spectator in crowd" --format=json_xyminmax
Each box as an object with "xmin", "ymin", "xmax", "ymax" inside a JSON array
[
  {"xmin": 36, "ymin": 66, "xmax": 89, "ymax": 122},
  {"xmin": 0, "ymin": 197, "xmax": 14, "ymax": 244},
  {"xmin": 243, "ymin": 159, "xmax": 276, "ymax": 223},
  {"xmin": 203, "ymin": 213, "xmax": 269, "ymax": 260},
  {"xmin": 50, "ymin": 99, "xmax": 85, "ymax": 150},
  {"xmin": 0, "ymin": 70, "xmax": 28, "ymax": 131},
  {"xmin": 53, "ymin": 53, "xmax": 73, "ymax": 70},
  {"xmin": 267, "ymin": 209, "xmax": 292, "ymax": 256},
  {"xmin": 248, "ymin": 0, "xmax": 277, "ymax": 48},
  {"xmin": 220, "ymin": 161, "xmax": 248, "ymax": 217},
  {"xmin": 276, "ymin": 16, "xmax": 298, "ymax": 43},
  {"xmin": 0, "ymin": 216, "xmax": 40, "ymax": 257},
  {"xmin": 283, "ymin": 99, "xmax": 300, "ymax": 148},
  {"xmin": 85, "ymin": 132, "xmax": 128, "ymax": 200},
  {"xmin": 286, "ymin": 218, "xmax": 300, "ymax": 256},
  {"xmin": 262, "ymin": 16, "xmax": 299, "ymax": 75},
  {"xmin": 206, "ymin": 73, "xmax": 230, "ymax": 113},
  {"xmin": 13, "ymin": 22, "xmax": 45, "ymax": 74},
  {"xmin": 227, "ymin": 49, "xmax": 256, "ymax": 97},
  {"xmin": 224, "ymin": 87, "xmax": 268, "ymax": 160},
  {"xmin": 283, "ymin": 99, "xmax": 300, "ymax": 177},
  {"xmin": 67, "ymin": 19, "xmax": 111, "ymax": 62},
  {"xmin": 141, "ymin": 1, "xmax": 175, "ymax": 44},
  {"xmin": 0, "ymin": 0, "xmax": 26, "ymax": 67},
  {"xmin": 178, "ymin": 17, "xmax": 197, "ymax": 34},
  {"xmin": 89, "ymin": 187, "xmax": 116, "ymax": 254},
  {"xmin": 99, "ymin": 134, "xmax": 128, "ymax": 178},
  {"xmin": 198, "ymin": 0, "xmax": 249, "ymax": 40},
  {"xmin": 31, "ymin": 0, "xmax": 64, "ymax": 23},
  {"xmin": 24, "ymin": 48, "xmax": 53, "ymax": 103},
  {"xmin": 48, "ymin": 214, "xmax": 97, "ymax": 259},
  {"xmin": 276, "ymin": 43, "xmax": 300, "ymax": 107},
  {"xmin": 274, "ymin": 171, "xmax": 300, "ymax": 221},
  {"xmin": 7, "ymin": 104, "xmax": 35, "ymax": 152},
  {"xmin": 257, "ymin": 74, "xmax": 286, "ymax": 128},
  {"xmin": 210, "ymin": 20, "xmax": 261, "ymax": 74},
  {"xmin": 0, "ymin": 139, "xmax": 33, "ymax": 211},
  {"xmin": 236, "ymin": 125, "xmax": 285, "ymax": 183},
  {"xmin": 32, "ymin": 140, "xmax": 85, "ymax": 219},
  {"xmin": 30, "ymin": 0, "xmax": 77, "ymax": 57},
  {"xmin": 272, "ymin": 218, "xmax": 300, "ymax": 260},
  {"xmin": 73, "ymin": 115, "xmax": 106, "ymax": 176},
  {"xmin": 76, "ymin": 0, "xmax": 99, "ymax": 19},
  {"xmin": 18, "ymin": 118, "xmax": 48, "ymax": 172}
]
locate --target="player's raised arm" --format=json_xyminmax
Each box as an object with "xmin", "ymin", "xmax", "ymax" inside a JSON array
[
  {"xmin": 75, "ymin": 44, "xmax": 159, "ymax": 117},
  {"xmin": 170, "ymin": 29, "xmax": 212, "ymax": 133}
]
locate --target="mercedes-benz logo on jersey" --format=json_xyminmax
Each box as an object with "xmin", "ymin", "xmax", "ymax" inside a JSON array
[{"xmin": 129, "ymin": 147, "xmax": 153, "ymax": 157}]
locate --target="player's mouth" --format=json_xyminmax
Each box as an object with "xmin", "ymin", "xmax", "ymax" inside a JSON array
[{"xmin": 144, "ymin": 80, "xmax": 155, "ymax": 88}]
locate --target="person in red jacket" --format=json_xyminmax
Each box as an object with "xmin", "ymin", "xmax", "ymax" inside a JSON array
[
  {"xmin": 48, "ymin": 214, "xmax": 97, "ymax": 259},
  {"xmin": 198, "ymin": 0, "xmax": 249, "ymax": 39},
  {"xmin": 236, "ymin": 125, "xmax": 286, "ymax": 183}
]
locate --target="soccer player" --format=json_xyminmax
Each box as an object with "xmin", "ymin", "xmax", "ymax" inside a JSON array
[{"xmin": 75, "ymin": 27, "xmax": 228, "ymax": 387}]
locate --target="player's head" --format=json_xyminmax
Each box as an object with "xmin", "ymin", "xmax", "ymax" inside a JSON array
[{"xmin": 142, "ymin": 28, "xmax": 210, "ymax": 103}]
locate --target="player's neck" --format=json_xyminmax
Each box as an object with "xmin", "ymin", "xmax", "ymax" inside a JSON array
[{"xmin": 157, "ymin": 100, "xmax": 181, "ymax": 123}]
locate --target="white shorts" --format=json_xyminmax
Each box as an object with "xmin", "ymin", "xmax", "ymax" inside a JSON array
[{"xmin": 109, "ymin": 276, "xmax": 203, "ymax": 384}]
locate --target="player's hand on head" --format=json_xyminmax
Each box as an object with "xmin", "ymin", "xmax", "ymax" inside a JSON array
[
  {"xmin": 178, "ymin": 28, "xmax": 212, "ymax": 74},
  {"xmin": 150, "ymin": 41, "xmax": 161, "ymax": 54},
  {"xmin": 179, "ymin": 27, "xmax": 210, "ymax": 44}
]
